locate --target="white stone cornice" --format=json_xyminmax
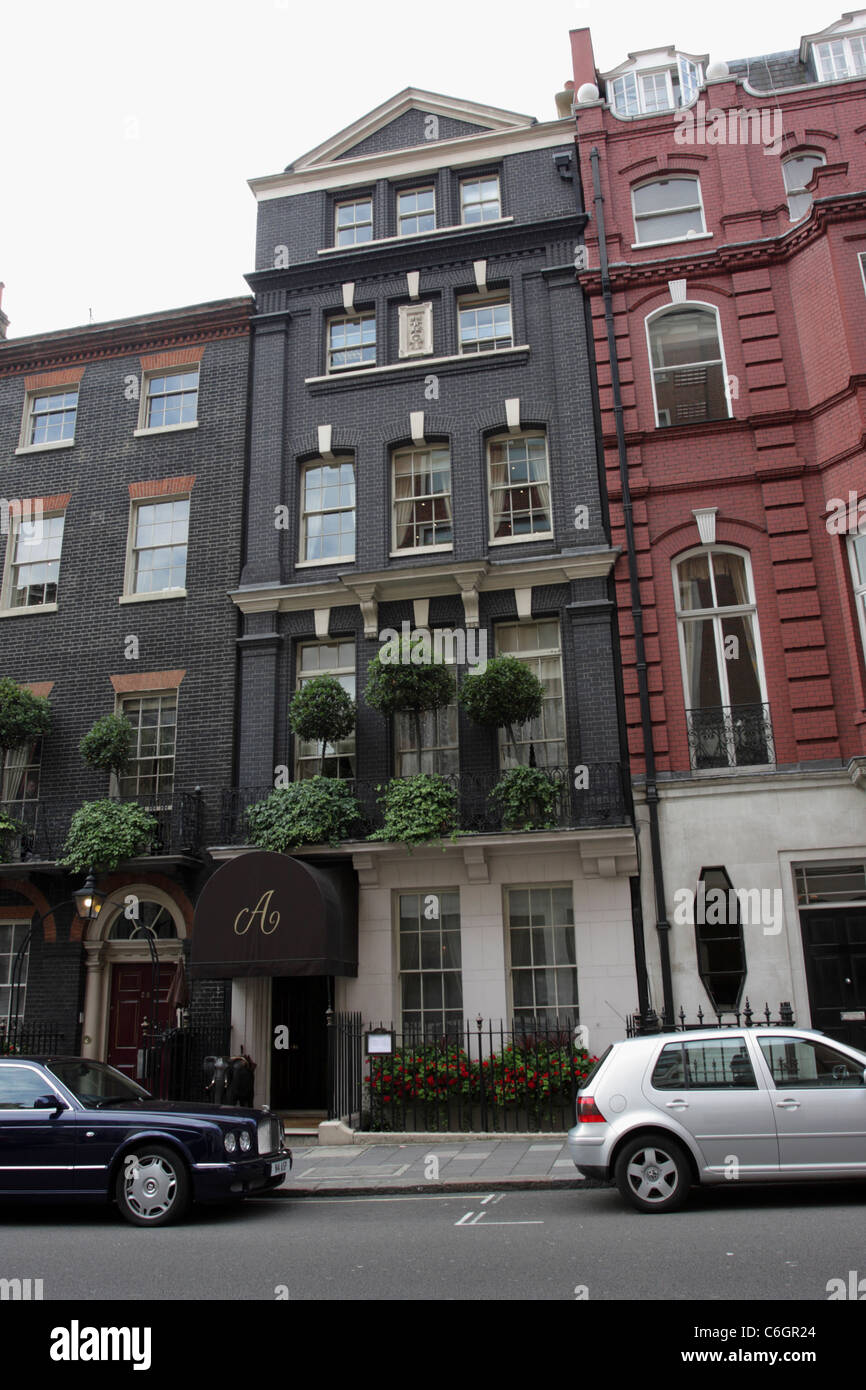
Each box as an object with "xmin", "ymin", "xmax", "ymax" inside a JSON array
[{"xmin": 229, "ymin": 549, "xmax": 619, "ymax": 616}]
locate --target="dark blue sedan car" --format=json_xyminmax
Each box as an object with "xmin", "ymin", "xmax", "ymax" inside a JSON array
[{"xmin": 0, "ymin": 1056, "xmax": 292, "ymax": 1226}]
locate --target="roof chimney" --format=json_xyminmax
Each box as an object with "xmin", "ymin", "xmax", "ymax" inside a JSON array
[
  {"xmin": 0, "ymin": 284, "xmax": 9, "ymax": 340},
  {"xmin": 569, "ymin": 28, "xmax": 598, "ymax": 91}
]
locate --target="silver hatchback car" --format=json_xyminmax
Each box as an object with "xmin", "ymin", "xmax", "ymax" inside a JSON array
[{"xmin": 568, "ymin": 1027, "xmax": 866, "ymax": 1212}]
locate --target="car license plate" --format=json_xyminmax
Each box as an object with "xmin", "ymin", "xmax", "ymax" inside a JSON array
[{"xmin": 270, "ymin": 1158, "xmax": 289, "ymax": 1177}]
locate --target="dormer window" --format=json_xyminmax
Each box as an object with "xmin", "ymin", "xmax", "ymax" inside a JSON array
[
  {"xmin": 608, "ymin": 56, "xmax": 702, "ymax": 116},
  {"xmin": 813, "ymin": 34, "xmax": 866, "ymax": 80}
]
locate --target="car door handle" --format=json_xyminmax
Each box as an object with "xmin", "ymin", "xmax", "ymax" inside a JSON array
[
  {"xmin": 665, "ymin": 1099, "xmax": 688, "ymax": 1108},
  {"xmin": 776, "ymin": 1099, "xmax": 801, "ymax": 1109}
]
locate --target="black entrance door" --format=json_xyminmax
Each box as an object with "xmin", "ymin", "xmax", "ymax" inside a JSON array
[
  {"xmin": 270, "ymin": 976, "xmax": 330, "ymax": 1110},
  {"xmin": 801, "ymin": 909, "xmax": 866, "ymax": 1049}
]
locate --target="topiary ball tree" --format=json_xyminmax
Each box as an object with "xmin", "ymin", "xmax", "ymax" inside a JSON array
[
  {"xmin": 0, "ymin": 677, "xmax": 52, "ymax": 758},
  {"xmin": 364, "ymin": 635, "xmax": 455, "ymax": 767},
  {"xmin": 459, "ymin": 655, "xmax": 544, "ymax": 766},
  {"xmin": 289, "ymin": 675, "xmax": 356, "ymax": 777},
  {"xmin": 79, "ymin": 714, "xmax": 134, "ymax": 780}
]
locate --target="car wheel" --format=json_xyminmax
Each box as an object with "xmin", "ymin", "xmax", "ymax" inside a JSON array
[
  {"xmin": 115, "ymin": 1144, "xmax": 191, "ymax": 1227},
  {"xmin": 614, "ymin": 1132, "xmax": 691, "ymax": 1213}
]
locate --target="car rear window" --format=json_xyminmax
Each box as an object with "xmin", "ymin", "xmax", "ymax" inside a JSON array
[
  {"xmin": 651, "ymin": 1039, "xmax": 757, "ymax": 1090},
  {"xmin": 578, "ymin": 1044, "xmax": 612, "ymax": 1091}
]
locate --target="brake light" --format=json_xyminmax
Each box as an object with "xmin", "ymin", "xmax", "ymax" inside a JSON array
[{"xmin": 577, "ymin": 1094, "xmax": 606, "ymax": 1123}]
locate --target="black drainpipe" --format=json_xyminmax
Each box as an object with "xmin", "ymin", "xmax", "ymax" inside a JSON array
[{"xmin": 589, "ymin": 145, "xmax": 674, "ymax": 1024}]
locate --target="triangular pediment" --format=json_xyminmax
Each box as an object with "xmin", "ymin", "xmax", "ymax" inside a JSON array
[{"xmin": 288, "ymin": 88, "xmax": 536, "ymax": 171}]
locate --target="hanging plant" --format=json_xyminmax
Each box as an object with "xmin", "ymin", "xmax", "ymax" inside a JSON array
[
  {"xmin": 60, "ymin": 800, "xmax": 158, "ymax": 873},
  {"xmin": 369, "ymin": 773, "xmax": 458, "ymax": 851},
  {"xmin": 489, "ymin": 765, "xmax": 557, "ymax": 831},
  {"xmin": 288, "ymin": 676, "xmax": 356, "ymax": 777},
  {"xmin": 246, "ymin": 777, "xmax": 363, "ymax": 851},
  {"xmin": 459, "ymin": 656, "xmax": 544, "ymax": 765}
]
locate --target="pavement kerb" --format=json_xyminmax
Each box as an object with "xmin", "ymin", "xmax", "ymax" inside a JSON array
[
  {"xmin": 299, "ymin": 1131, "xmax": 572, "ymax": 1145},
  {"xmin": 262, "ymin": 1176, "xmax": 603, "ymax": 1199}
]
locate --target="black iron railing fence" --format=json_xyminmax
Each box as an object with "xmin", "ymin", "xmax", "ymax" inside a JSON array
[
  {"xmin": 626, "ymin": 1000, "xmax": 795, "ymax": 1037},
  {"xmin": 0, "ymin": 793, "xmax": 204, "ymax": 864},
  {"xmin": 328, "ymin": 1014, "xmax": 593, "ymax": 1133},
  {"xmin": 686, "ymin": 703, "xmax": 775, "ymax": 770},
  {"xmin": 0, "ymin": 1019, "xmax": 66, "ymax": 1055},
  {"xmin": 141, "ymin": 1023, "xmax": 231, "ymax": 1101},
  {"xmin": 221, "ymin": 762, "xmax": 629, "ymax": 846}
]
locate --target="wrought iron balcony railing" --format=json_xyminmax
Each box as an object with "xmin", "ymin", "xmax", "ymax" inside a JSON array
[
  {"xmin": 686, "ymin": 702, "xmax": 775, "ymax": 771},
  {"xmin": 0, "ymin": 793, "xmax": 204, "ymax": 865},
  {"xmin": 220, "ymin": 763, "xmax": 630, "ymax": 847}
]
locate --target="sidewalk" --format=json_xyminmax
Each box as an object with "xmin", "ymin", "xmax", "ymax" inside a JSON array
[{"xmin": 272, "ymin": 1136, "xmax": 596, "ymax": 1196}]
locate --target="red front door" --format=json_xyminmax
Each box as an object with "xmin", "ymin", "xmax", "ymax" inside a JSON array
[{"xmin": 107, "ymin": 963, "xmax": 174, "ymax": 1080}]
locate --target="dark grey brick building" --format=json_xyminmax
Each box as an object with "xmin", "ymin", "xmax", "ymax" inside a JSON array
[
  {"xmin": 220, "ymin": 89, "xmax": 639, "ymax": 1110},
  {"xmin": 0, "ymin": 297, "xmax": 251, "ymax": 1071}
]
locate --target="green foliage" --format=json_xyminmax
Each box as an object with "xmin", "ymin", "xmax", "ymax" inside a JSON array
[
  {"xmin": 245, "ymin": 777, "xmax": 363, "ymax": 851},
  {"xmin": 0, "ymin": 810, "xmax": 25, "ymax": 836},
  {"xmin": 489, "ymin": 765, "xmax": 557, "ymax": 831},
  {"xmin": 289, "ymin": 676, "xmax": 356, "ymax": 776},
  {"xmin": 368, "ymin": 1042, "xmax": 597, "ymax": 1107},
  {"xmin": 369, "ymin": 774, "xmax": 458, "ymax": 850},
  {"xmin": 458, "ymin": 656, "xmax": 543, "ymax": 764},
  {"xmin": 364, "ymin": 636, "xmax": 455, "ymax": 720},
  {"xmin": 60, "ymin": 800, "xmax": 158, "ymax": 873},
  {"xmin": 79, "ymin": 714, "xmax": 134, "ymax": 776},
  {"xmin": 0, "ymin": 677, "xmax": 52, "ymax": 755}
]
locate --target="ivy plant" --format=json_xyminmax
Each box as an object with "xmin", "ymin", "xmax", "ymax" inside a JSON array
[
  {"xmin": 458, "ymin": 656, "xmax": 544, "ymax": 766},
  {"xmin": 369, "ymin": 773, "xmax": 458, "ymax": 851},
  {"xmin": 246, "ymin": 777, "xmax": 363, "ymax": 851},
  {"xmin": 365, "ymin": 635, "xmax": 455, "ymax": 761},
  {"xmin": 489, "ymin": 765, "xmax": 557, "ymax": 831},
  {"xmin": 0, "ymin": 677, "xmax": 52, "ymax": 757},
  {"xmin": 60, "ymin": 800, "xmax": 158, "ymax": 873},
  {"xmin": 289, "ymin": 676, "xmax": 356, "ymax": 777},
  {"xmin": 79, "ymin": 714, "xmax": 134, "ymax": 777}
]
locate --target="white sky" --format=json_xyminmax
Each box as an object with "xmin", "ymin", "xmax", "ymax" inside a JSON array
[{"xmin": 1, "ymin": 0, "xmax": 838, "ymax": 338}]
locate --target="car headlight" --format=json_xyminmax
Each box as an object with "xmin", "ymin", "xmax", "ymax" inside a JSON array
[
  {"xmin": 224, "ymin": 1131, "xmax": 237, "ymax": 1154},
  {"xmin": 239, "ymin": 1130, "xmax": 251, "ymax": 1152}
]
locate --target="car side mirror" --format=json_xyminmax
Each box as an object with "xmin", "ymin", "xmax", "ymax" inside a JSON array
[{"xmin": 33, "ymin": 1094, "xmax": 67, "ymax": 1115}]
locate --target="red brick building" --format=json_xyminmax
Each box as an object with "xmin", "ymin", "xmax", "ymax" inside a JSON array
[{"xmin": 567, "ymin": 12, "xmax": 866, "ymax": 1042}]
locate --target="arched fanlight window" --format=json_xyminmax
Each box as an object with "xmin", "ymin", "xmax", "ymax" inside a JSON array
[
  {"xmin": 695, "ymin": 866, "xmax": 747, "ymax": 1013},
  {"xmin": 647, "ymin": 305, "xmax": 730, "ymax": 427},
  {"xmin": 108, "ymin": 900, "xmax": 180, "ymax": 941},
  {"xmin": 673, "ymin": 546, "xmax": 773, "ymax": 769}
]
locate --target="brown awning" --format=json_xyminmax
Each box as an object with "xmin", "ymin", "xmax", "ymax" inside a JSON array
[{"xmin": 190, "ymin": 851, "xmax": 357, "ymax": 978}]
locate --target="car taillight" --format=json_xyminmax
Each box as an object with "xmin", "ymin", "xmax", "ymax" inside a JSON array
[{"xmin": 577, "ymin": 1094, "xmax": 606, "ymax": 1123}]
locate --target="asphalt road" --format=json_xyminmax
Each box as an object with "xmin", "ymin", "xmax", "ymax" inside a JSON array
[{"xmin": 1, "ymin": 1182, "xmax": 865, "ymax": 1302}]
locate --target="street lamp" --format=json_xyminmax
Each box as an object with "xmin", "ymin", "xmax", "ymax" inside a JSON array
[{"xmin": 4, "ymin": 871, "xmax": 104, "ymax": 1045}]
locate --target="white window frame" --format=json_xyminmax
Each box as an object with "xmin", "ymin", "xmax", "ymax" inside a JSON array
[
  {"xmin": 782, "ymin": 150, "xmax": 826, "ymax": 223},
  {"xmin": 859, "ymin": 252, "xmax": 866, "ymax": 296},
  {"xmin": 645, "ymin": 301, "xmax": 732, "ymax": 429},
  {"xmin": 487, "ymin": 432, "xmax": 553, "ymax": 547},
  {"xmin": 396, "ymin": 186, "xmax": 436, "ymax": 237},
  {"xmin": 494, "ymin": 619, "xmax": 566, "ymax": 769},
  {"xmin": 334, "ymin": 196, "xmax": 374, "ymax": 247},
  {"xmin": 116, "ymin": 689, "xmax": 178, "ymax": 804},
  {"xmin": 848, "ymin": 534, "xmax": 866, "ymax": 668},
  {"xmin": 396, "ymin": 888, "xmax": 463, "ymax": 1037},
  {"xmin": 134, "ymin": 368, "xmax": 200, "ymax": 436},
  {"xmin": 673, "ymin": 545, "xmax": 771, "ymax": 766},
  {"xmin": 813, "ymin": 35, "xmax": 866, "ymax": 81},
  {"xmin": 298, "ymin": 457, "xmax": 356, "ymax": 567},
  {"xmin": 632, "ymin": 176, "xmax": 706, "ymax": 246},
  {"xmin": 295, "ymin": 639, "xmax": 357, "ymax": 779},
  {"xmin": 327, "ymin": 313, "xmax": 376, "ymax": 373},
  {"xmin": 0, "ymin": 510, "xmax": 65, "ymax": 615},
  {"xmin": 0, "ymin": 923, "xmax": 30, "ymax": 1027},
  {"xmin": 121, "ymin": 494, "xmax": 190, "ymax": 603},
  {"xmin": 459, "ymin": 175, "xmax": 501, "ymax": 224},
  {"xmin": 16, "ymin": 385, "xmax": 79, "ymax": 453},
  {"xmin": 505, "ymin": 883, "xmax": 579, "ymax": 1025},
  {"xmin": 1, "ymin": 737, "xmax": 43, "ymax": 804},
  {"xmin": 457, "ymin": 293, "xmax": 514, "ymax": 355},
  {"xmin": 391, "ymin": 445, "xmax": 453, "ymax": 555}
]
